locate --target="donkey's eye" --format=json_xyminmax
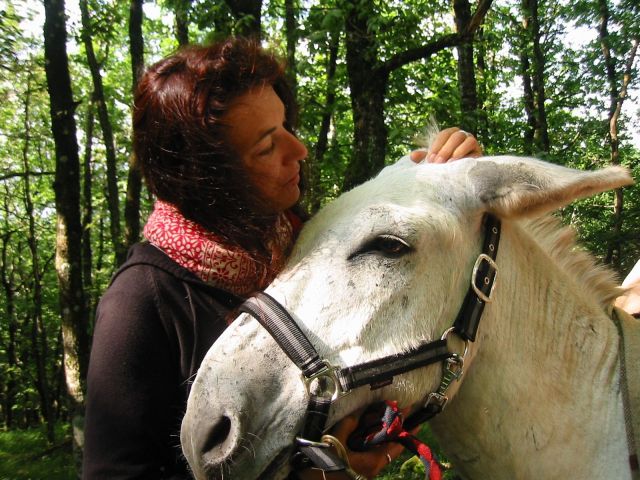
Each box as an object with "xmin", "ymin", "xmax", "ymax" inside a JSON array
[{"xmin": 351, "ymin": 234, "xmax": 413, "ymax": 259}]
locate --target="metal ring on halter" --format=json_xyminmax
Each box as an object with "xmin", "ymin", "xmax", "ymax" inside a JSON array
[
  {"xmin": 303, "ymin": 361, "xmax": 345, "ymax": 401},
  {"xmin": 440, "ymin": 326, "xmax": 469, "ymax": 359}
]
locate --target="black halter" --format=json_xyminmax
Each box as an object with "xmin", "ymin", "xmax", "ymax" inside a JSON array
[{"xmin": 238, "ymin": 213, "xmax": 501, "ymax": 472}]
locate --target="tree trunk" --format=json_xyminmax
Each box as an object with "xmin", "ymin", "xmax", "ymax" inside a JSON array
[
  {"xmin": 454, "ymin": 0, "xmax": 479, "ymax": 135},
  {"xmin": 82, "ymin": 97, "xmax": 95, "ymax": 315},
  {"xmin": 21, "ymin": 69, "xmax": 56, "ymax": 443},
  {"xmin": 0, "ymin": 226, "xmax": 17, "ymax": 429},
  {"xmin": 284, "ymin": 0, "xmax": 297, "ymax": 95},
  {"xmin": 521, "ymin": 0, "xmax": 549, "ymax": 153},
  {"xmin": 97, "ymin": 216, "xmax": 106, "ymax": 273},
  {"xmin": 518, "ymin": 26, "xmax": 536, "ymax": 154},
  {"xmin": 43, "ymin": 0, "xmax": 89, "ymax": 434},
  {"xmin": 225, "ymin": 0, "xmax": 262, "ymax": 39},
  {"xmin": 79, "ymin": 0, "xmax": 125, "ymax": 266},
  {"xmin": 529, "ymin": 0, "xmax": 549, "ymax": 152},
  {"xmin": 30, "ymin": 311, "xmax": 55, "ymax": 442},
  {"xmin": 342, "ymin": 0, "xmax": 493, "ymax": 190},
  {"xmin": 599, "ymin": 0, "xmax": 639, "ymax": 268},
  {"xmin": 342, "ymin": 0, "xmax": 389, "ymax": 191},
  {"xmin": 475, "ymin": 26, "xmax": 489, "ymax": 140},
  {"xmin": 175, "ymin": 0, "xmax": 191, "ymax": 46},
  {"xmin": 124, "ymin": 0, "xmax": 144, "ymax": 254},
  {"xmin": 129, "ymin": 0, "xmax": 144, "ymax": 92},
  {"xmin": 310, "ymin": 31, "xmax": 340, "ymax": 212}
]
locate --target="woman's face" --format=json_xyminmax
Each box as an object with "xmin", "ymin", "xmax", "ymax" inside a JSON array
[{"xmin": 224, "ymin": 86, "xmax": 308, "ymax": 213}]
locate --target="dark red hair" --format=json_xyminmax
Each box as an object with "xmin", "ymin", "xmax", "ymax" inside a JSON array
[{"xmin": 133, "ymin": 38, "xmax": 302, "ymax": 262}]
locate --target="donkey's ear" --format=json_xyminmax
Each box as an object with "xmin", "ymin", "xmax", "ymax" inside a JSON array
[{"xmin": 467, "ymin": 156, "xmax": 634, "ymax": 218}]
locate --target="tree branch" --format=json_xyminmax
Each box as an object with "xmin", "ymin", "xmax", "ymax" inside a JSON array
[
  {"xmin": 382, "ymin": 32, "xmax": 464, "ymax": 74},
  {"xmin": 466, "ymin": 0, "xmax": 494, "ymax": 35},
  {"xmin": 0, "ymin": 171, "xmax": 55, "ymax": 181},
  {"xmin": 381, "ymin": 0, "xmax": 493, "ymax": 74}
]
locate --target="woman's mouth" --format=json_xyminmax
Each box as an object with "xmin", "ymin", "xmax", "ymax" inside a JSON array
[{"xmin": 286, "ymin": 172, "xmax": 300, "ymax": 186}]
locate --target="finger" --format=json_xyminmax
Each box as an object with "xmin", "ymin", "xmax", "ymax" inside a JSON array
[
  {"xmin": 410, "ymin": 149, "xmax": 428, "ymax": 163},
  {"xmin": 386, "ymin": 441, "xmax": 405, "ymax": 460},
  {"xmin": 348, "ymin": 444, "xmax": 394, "ymax": 477},
  {"xmin": 451, "ymin": 135, "xmax": 482, "ymax": 160},
  {"xmin": 330, "ymin": 413, "xmax": 361, "ymax": 442},
  {"xmin": 426, "ymin": 127, "xmax": 459, "ymax": 161},
  {"xmin": 328, "ymin": 410, "xmax": 398, "ymax": 477},
  {"xmin": 431, "ymin": 130, "xmax": 470, "ymax": 163}
]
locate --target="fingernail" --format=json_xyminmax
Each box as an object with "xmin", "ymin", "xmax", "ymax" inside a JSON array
[
  {"xmin": 435, "ymin": 155, "xmax": 445, "ymax": 163},
  {"xmin": 427, "ymin": 153, "xmax": 436, "ymax": 162}
]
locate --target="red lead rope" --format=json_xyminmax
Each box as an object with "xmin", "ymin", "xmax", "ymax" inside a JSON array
[{"xmin": 347, "ymin": 400, "xmax": 442, "ymax": 480}]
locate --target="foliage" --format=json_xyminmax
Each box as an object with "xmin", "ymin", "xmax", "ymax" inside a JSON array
[
  {"xmin": 0, "ymin": 421, "xmax": 456, "ymax": 480},
  {"xmin": 377, "ymin": 424, "xmax": 460, "ymax": 480},
  {"xmin": 0, "ymin": 423, "xmax": 74, "ymax": 479}
]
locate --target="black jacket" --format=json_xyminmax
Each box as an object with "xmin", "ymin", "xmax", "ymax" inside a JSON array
[{"xmin": 83, "ymin": 243, "xmax": 242, "ymax": 479}]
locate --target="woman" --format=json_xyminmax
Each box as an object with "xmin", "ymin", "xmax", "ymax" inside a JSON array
[{"xmin": 82, "ymin": 37, "xmax": 482, "ymax": 479}]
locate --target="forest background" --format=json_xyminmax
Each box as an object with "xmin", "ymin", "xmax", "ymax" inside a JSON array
[{"xmin": 0, "ymin": 0, "xmax": 639, "ymax": 477}]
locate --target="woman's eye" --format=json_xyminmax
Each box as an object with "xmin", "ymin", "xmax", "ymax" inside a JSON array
[{"xmin": 258, "ymin": 142, "xmax": 275, "ymax": 156}]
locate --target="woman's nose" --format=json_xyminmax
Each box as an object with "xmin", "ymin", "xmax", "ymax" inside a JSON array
[{"xmin": 284, "ymin": 131, "xmax": 308, "ymax": 162}]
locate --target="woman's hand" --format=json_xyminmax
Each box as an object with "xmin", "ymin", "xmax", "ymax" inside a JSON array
[
  {"xmin": 615, "ymin": 260, "xmax": 640, "ymax": 316},
  {"xmin": 410, "ymin": 126, "xmax": 483, "ymax": 164},
  {"xmin": 295, "ymin": 406, "xmax": 412, "ymax": 480}
]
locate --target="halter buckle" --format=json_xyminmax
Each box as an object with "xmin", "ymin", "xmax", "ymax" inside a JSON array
[
  {"xmin": 304, "ymin": 361, "xmax": 346, "ymax": 401},
  {"xmin": 471, "ymin": 253, "xmax": 498, "ymax": 303}
]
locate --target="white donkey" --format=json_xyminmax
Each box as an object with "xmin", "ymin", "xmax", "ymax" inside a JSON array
[{"xmin": 181, "ymin": 155, "xmax": 636, "ymax": 479}]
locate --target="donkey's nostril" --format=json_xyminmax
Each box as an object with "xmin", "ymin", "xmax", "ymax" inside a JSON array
[
  {"xmin": 201, "ymin": 415, "xmax": 232, "ymax": 454},
  {"xmin": 183, "ymin": 412, "xmax": 240, "ymax": 478}
]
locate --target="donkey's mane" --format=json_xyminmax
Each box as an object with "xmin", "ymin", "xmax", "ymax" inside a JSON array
[{"xmin": 523, "ymin": 215, "xmax": 622, "ymax": 309}]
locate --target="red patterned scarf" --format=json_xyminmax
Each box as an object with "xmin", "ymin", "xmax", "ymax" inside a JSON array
[{"xmin": 143, "ymin": 200, "xmax": 295, "ymax": 296}]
